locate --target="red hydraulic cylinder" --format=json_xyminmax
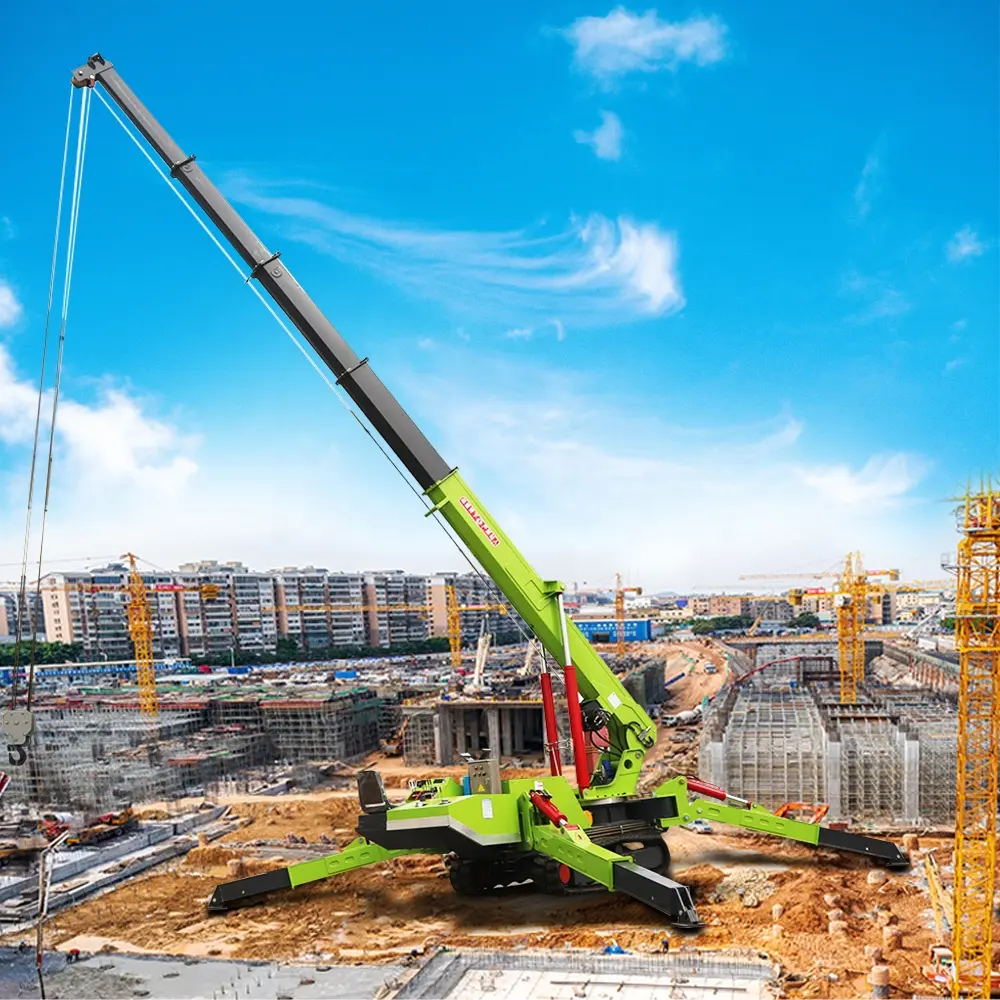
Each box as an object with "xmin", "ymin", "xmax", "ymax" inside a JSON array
[
  {"xmin": 556, "ymin": 592, "xmax": 590, "ymax": 790},
  {"xmin": 685, "ymin": 777, "xmax": 728, "ymax": 801},
  {"xmin": 529, "ymin": 790, "xmax": 568, "ymax": 827},
  {"xmin": 563, "ymin": 663, "xmax": 590, "ymax": 790},
  {"xmin": 539, "ymin": 671, "xmax": 562, "ymax": 776}
]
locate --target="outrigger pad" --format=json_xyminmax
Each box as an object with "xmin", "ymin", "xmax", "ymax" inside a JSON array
[
  {"xmin": 208, "ymin": 868, "xmax": 292, "ymax": 912},
  {"xmin": 613, "ymin": 862, "xmax": 701, "ymax": 929},
  {"xmin": 817, "ymin": 827, "xmax": 910, "ymax": 870}
]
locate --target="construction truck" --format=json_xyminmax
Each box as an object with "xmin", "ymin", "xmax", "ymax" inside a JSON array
[
  {"xmin": 72, "ymin": 54, "xmax": 910, "ymax": 928},
  {"xmin": 773, "ymin": 802, "xmax": 829, "ymax": 824},
  {"xmin": 64, "ymin": 807, "xmax": 138, "ymax": 848},
  {"xmin": 0, "ymin": 821, "xmax": 49, "ymax": 870},
  {"xmin": 380, "ymin": 717, "xmax": 409, "ymax": 757}
]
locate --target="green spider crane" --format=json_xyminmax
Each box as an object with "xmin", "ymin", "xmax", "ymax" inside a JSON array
[{"xmin": 72, "ymin": 53, "xmax": 909, "ymax": 928}]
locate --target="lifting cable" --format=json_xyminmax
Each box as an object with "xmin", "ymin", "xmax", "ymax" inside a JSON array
[
  {"xmin": 10, "ymin": 85, "xmax": 91, "ymax": 714},
  {"xmin": 91, "ymin": 89, "xmax": 537, "ymax": 653}
]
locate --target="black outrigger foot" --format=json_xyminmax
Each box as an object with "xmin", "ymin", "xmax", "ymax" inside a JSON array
[
  {"xmin": 817, "ymin": 828, "xmax": 910, "ymax": 870},
  {"xmin": 613, "ymin": 862, "xmax": 701, "ymax": 929}
]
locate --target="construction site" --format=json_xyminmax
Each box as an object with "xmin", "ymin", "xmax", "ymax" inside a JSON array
[{"xmin": 0, "ymin": 47, "xmax": 996, "ymax": 1000}]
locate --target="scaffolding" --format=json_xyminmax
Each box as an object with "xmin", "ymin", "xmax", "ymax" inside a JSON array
[
  {"xmin": 706, "ymin": 656, "xmax": 961, "ymax": 825},
  {"xmin": 402, "ymin": 708, "xmax": 437, "ymax": 766},
  {"xmin": 839, "ymin": 720, "xmax": 903, "ymax": 822},
  {"xmin": 2, "ymin": 706, "xmax": 205, "ymax": 813},
  {"xmin": 260, "ymin": 688, "xmax": 381, "ymax": 763},
  {"xmin": 721, "ymin": 690, "xmax": 827, "ymax": 808}
]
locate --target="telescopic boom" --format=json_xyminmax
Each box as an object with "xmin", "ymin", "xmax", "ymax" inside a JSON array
[{"xmin": 73, "ymin": 54, "xmax": 655, "ymax": 797}]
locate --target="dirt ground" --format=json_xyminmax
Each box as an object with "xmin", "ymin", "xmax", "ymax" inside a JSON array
[
  {"xmin": 28, "ymin": 787, "xmax": 949, "ymax": 998},
  {"xmin": 13, "ymin": 645, "xmax": 952, "ymax": 996}
]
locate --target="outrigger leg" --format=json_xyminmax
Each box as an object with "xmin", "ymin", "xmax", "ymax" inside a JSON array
[{"xmin": 208, "ymin": 837, "xmax": 424, "ymax": 912}]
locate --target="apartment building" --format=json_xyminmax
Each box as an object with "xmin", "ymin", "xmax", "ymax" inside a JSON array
[
  {"xmin": 800, "ymin": 592, "xmax": 834, "ymax": 615},
  {"xmin": 708, "ymin": 595, "xmax": 751, "ymax": 617},
  {"xmin": 748, "ymin": 598, "xmax": 794, "ymax": 623},
  {"xmin": 684, "ymin": 596, "xmax": 712, "ymax": 617},
  {"xmin": 40, "ymin": 565, "xmax": 182, "ymax": 658},
  {"xmin": 176, "ymin": 561, "xmax": 278, "ymax": 657},
  {"xmin": 429, "ymin": 571, "xmax": 524, "ymax": 643},
  {"xmin": 0, "ymin": 591, "xmax": 44, "ymax": 641},
  {"xmin": 363, "ymin": 571, "xmax": 430, "ymax": 647},
  {"xmin": 274, "ymin": 568, "xmax": 367, "ymax": 651}
]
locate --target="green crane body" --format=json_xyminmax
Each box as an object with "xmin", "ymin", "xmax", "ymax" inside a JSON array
[{"xmin": 71, "ymin": 53, "xmax": 911, "ymax": 929}]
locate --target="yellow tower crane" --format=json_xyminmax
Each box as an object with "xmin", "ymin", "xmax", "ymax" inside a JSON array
[
  {"xmin": 741, "ymin": 556, "xmax": 900, "ymax": 704},
  {"xmin": 55, "ymin": 555, "xmax": 220, "ymax": 717},
  {"xmin": 950, "ymin": 484, "xmax": 1000, "ymax": 999},
  {"xmin": 123, "ymin": 553, "xmax": 157, "ymax": 716},
  {"xmin": 444, "ymin": 584, "xmax": 508, "ymax": 670},
  {"xmin": 614, "ymin": 573, "xmax": 642, "ymax": 659}
]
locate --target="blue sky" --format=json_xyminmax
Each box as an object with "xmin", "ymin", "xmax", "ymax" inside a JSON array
[{"xmin": 1, "ymin": 3, "xmax": 997, "ymax": 590}]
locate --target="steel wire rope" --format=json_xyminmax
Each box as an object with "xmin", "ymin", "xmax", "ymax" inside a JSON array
[
  {"xmin": 90, "ymin": 89, "xmax": 537, "ymax": 652},
  {"xmin": 9, "ymin": 88, "xmax": 75, "ymax": 712},
  {"xmin": 25, "ymin": 86, "xmax": 93, "ymax": 709}
]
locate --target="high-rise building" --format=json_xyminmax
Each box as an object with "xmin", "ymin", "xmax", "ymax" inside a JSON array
[
  {"xmin": 40, "ymin": 564, "xmax": 181, "ymax": 658},
  {"xmin": 274, "ymin": 568, "xmax": 366, "ymax": 651},
  {"xmin": 364, "ymin": 571, "xmax": 430, "ymax": 646},
  {"xmin": 429, "ymin": 571, "xmax": 523, "ymax": 643},
  {"xmin": 176, "ymin": 561, "xmax": 278, "ymax": 657},
  {"xmin": 0, "ymin": 590, "xmax": 45, "ymax": 642}
]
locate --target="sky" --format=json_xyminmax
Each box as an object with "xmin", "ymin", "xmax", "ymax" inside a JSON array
[{"xmin": 1, "ymin": 3, "xmax": 997, "ymax": 592}]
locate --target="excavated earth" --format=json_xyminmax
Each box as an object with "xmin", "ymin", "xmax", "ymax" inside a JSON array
[
  {"xmin": 25, "ymin": 792, "xmax": 950, "ymax": 998},
  {"xmin": 9, "ymin": 647, "xmax": 953, "ymax": 998}
]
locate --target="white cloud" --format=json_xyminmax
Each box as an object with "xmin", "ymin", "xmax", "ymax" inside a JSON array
[
  {"xmin": 574, "ymin": 111, "xmax": 624, "ymax": 160},
  {"xmin": 228, "ymin": 176, "xmax": 685, "ymax": 323},
  {"xmin": 0, "ymin": 345, "xmax": 451, "ymax": 577},
  {"xmin": 853, "ymin": 151, "xmax": 880, "ymax": 220},
  {"xmin": 0, "ymin": 280, "xmax": 23, "ymax": 327},
  {"xmin": 946, "ymin": 226, "xmax": 989, "ymax": 262},
  {"xmin": 416, "ymin": 337, "xmax": 435, "ymax": 350},
  {"xmin": 0, "ymin": 346, "xmax": 197, "ymax": 491},
  {"xmin": 944, "ymin": 357, "xmax": 966, "ymax": 373},
  {"xmin": 841, "ymin": 269, "xmax": 910, "ymax": 324},
  {"xmin": 563, "ymin": 7, "xmax": 727, "ymax": 82},
  {"xmin": 800, "ymin": 453, "xmax": 930, "ymax": 506},
  {"xmin": 402, "ymin": 364, "xmax": 941, "ymax": 589},
  {"xmin": 0, "ymin": 347, "xmax": 943, "ymax": 590},
  {"xmin": 503, "ymin": 327, "xmax": 533, "ymax": 339}
]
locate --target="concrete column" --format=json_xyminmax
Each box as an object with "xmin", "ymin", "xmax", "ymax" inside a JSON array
[
  {"xmin": 513, "ymin": 709, "xmax": 525, "ymax": 753},
  {"xmin": 487, "ymin": 708, "xmax": 501, "ymax": 758},
  {"xmin": 469, "ymin": 710, "xmax": 481, "ymax": 751},
  {"xmin": 455, "ymin": 708, "xmax": 468, "ymax": 756},
  {"xmin": 826, "ymin": 734, "xmax": 843, "ymax": 822},
  {"xmin": 438, "ymin": 705, "xmax": 454, "ymax": 766},
  {"xmin": 433, "ymin": 714, "xmax": 442, "ymax": 765},
  {"xmin": 500, "ymin": 709, "xmax": 513, "ymax": 758},
  {"xmin": 707, "ymin": 739, "xmax": 725, "ymax": 788},
  {"xmin": 901, "ymin": 729, "xmax": 920, "ymax": 824}
]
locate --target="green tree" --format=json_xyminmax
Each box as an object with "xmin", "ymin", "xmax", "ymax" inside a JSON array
[
  {"xmin": 787, "ymin": 612, "xmax": 821, "ymax": 629},
  {"xmin": 275, "ymin": 637, "xmax": 299, "ymax": 660}
]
